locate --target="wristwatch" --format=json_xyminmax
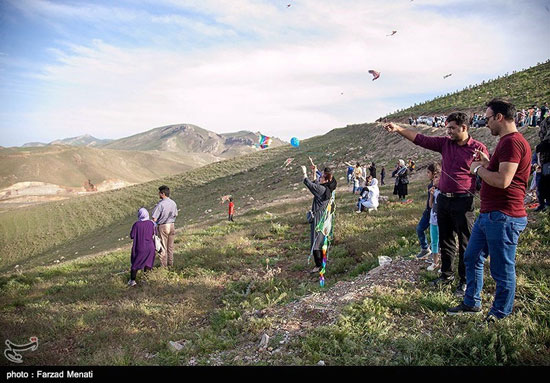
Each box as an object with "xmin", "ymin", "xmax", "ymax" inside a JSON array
[{"xmin": 473, "ymin": 165, "xmax": 482, "ymax": 175}]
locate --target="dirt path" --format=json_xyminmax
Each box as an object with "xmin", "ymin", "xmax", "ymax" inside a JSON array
[{"xmin": 197, "ymin": 256, "xmax": 429, "ymax": 365}]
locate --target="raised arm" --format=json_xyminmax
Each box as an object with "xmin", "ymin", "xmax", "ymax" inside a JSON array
[{"xmin": 384, "ymin": 122, "xmax": 418, "ymax": 142}]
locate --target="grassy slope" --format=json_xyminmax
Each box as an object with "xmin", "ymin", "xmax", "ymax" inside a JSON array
[
  {"xmin": 0, "ymin": 124, "xmax": 541, "ymax": 273},
  {"xmin": 385, "ymin": 60, "xmax": 550, "ymax": 120},
  {"xmin": 1, "ymin": 60, "xmax": 549, "ymax": 365},
  {"xmin": 1, "ymin": 176, "xmax": 548, "ymax": 366},
  {"xmin": 0, "ymin": 122, "xmax": 547, "ymax": 365}
]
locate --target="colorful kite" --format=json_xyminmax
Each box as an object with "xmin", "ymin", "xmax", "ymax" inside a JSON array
[
  {"xmin": 257, "ymin": 134, "xmax": 272, "ymax": 149},
  {"xmin": 443, "ymin": 73, "xmax": 453, "ymax": 79},
  {"xmin": 386, "ymin": 30, "xmax": 397, "ymax": 36},
  {"xmin": 220, "ymin": 194, "xmax": 232, "ymax": 204},
  {"xmin": 313, "ymin": 191, "xmax": 336, "ymax": 287},
  {"xmin": 368, "ymin": 70, "xmax": 380, "ymax": 81},
  {"xmin": 290, "ymin": 137, "xmax": 300, "ymax": 147}
]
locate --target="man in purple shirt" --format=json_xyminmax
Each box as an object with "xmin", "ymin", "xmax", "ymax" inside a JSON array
[{"xmin": 384, "ymin": 113, "xmax": 489, "ymax": 295}]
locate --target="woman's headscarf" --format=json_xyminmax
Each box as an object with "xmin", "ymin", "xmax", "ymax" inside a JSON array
[
  {"xmin": 366, "ymin": 178, "xmax": 380, "ymax": 207},
  {"xmin": 399, "ymin": 159, "xmax": 406, "ymax": 167},
  {"xmin": 321, "ymin": 177, "xmax": 337, "ymax": 200},
  {"xmin": 138, "ymin": 207, "xmax": 150, "ymax": 221}
]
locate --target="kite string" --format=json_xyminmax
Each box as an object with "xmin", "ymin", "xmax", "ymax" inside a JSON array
[{"xmin": 438, "ymin": 168, "xmax": 481, "ymax": 202}]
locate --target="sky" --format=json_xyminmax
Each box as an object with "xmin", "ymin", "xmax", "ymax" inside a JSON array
[{"xmin": 1, "ymin": 0, "xmax": 549, "ymax": 147}]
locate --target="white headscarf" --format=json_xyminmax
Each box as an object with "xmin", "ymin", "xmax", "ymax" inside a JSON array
[
  {"xmin": 399, "ymin": 159, "xmax": 406, "ymax": 167},
  {"xmin": 365, "ymin": 178, "xmax": 380, "ymax": 208}
]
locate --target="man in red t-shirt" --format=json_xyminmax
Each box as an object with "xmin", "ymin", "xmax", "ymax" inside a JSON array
[
  {"xmin": 228, "ymin": 197, "xmax": 235, "ymax": 222},
  {"xmin": 448, "ymin": 99, "xmax": 531, "ymax": 321}
]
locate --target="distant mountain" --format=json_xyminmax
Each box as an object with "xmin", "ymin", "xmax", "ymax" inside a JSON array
[
  {"xmin": 3, "ymin": 125, "xmax": 287, "ymax": 208},
  {"xmin": 22, "ymin": 142, "xmax": 48, "ymax": 147},
  {"xmin": 22, "ymin": 134, "xmax": 113, "ymax": 148},
  {"xmin": 102, "ymin": 124, "xmax": 286, "ymax": 157},
  {"xmin": 50, "ymin": 134, "xmax": 113, "ymax": 147}
]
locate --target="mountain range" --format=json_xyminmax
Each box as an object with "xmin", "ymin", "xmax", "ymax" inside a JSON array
[{"xmin": 1, "ymin": 124, "xmax": 285, "ymax": 208}]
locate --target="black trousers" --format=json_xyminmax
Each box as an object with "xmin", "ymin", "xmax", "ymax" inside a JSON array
[
  {"xmin": 436, "ymin": 194, "xmax": 475, "ymax": 282},
  {"xmin": 312, "ymin": 250, "xmax": 323, "ymax": 268},
  {"xmin": 130, "ymin": 266, "xmax": 152, "ymax": 280}
]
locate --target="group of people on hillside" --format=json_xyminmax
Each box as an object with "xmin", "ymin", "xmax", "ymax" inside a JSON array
[
  {"xmin": 127, "ymin": 98, "xmax": 550, "ymax": 325},
  {"xmin": 383, "ymin": 98, "xmax": 550, "ymax": 322},
  {"xmin": 345, "ymin": 161, "xmax": 384, "ymax": 193},
  {"xmin": 516, "ymin": 103, "xmax": 549, "ymax": 127}
]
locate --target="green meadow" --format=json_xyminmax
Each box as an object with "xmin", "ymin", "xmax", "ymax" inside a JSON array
[{"xmin": 1, "ymin": 61, "xmax": 549, "ymax": 365}]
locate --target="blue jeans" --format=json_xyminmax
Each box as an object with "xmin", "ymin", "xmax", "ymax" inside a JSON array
[
  {"xmin": 463, "ymin": 211, "xmax": 527, "ymax": 318},
  {"xmin": 416, "ymin": 208, "xmax": 430, "ymax": 250}
]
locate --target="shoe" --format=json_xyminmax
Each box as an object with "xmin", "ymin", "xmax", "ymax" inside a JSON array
[
  {"xmin": 310, "ymin": 267, "xmax": 320, "ymax": 273},
  {"xmin": 430, "ymin": 275, "xmax": 454, "ymax": 286},
  {"xmin": 484, "ymin": 313, "xmax": 498, "ymax": 323},
  {"xmin": 416, "ymin": 248, "xmax": 431, "ymax": 260},
  {"xmin": 447, "ymin": 302, "xmax": 481, "ymax": 315},
  {"xmin": 127, "ymin": 280, "xmax": 137, "ymax": 287},
  {"xmin": 454, "ymin": 282, "xmax": 467, "ymax": 297},
  {"xmin": 427, "ymin": 262, "xmax": 439, "ymax": 271},
  {"xmin": 355, "ymin": 210, "xmax": 362, "ymax": 213}
]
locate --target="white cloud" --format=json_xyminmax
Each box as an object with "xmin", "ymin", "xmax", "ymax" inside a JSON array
[{"xmin": 2, "ymin": 0, "xmax": 550, "ymax": 146}]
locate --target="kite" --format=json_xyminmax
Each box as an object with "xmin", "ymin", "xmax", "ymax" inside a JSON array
[
  {"xmin": 283, "ymin": 158, "xmax": 294, "ymax": 167},
  {"xmin": 443, "ymin": 73, "xmax": 453, "ymax": 79},
  {"xmin": 257, "ymin": 134, "xmax": 272, "ymax": 149},
  {"xmin": 287, "ymin": 4, "xmax": 291, "ymax": 7},
  {"xmin": 290, "ymin": 137, "xmax": 300, "ymax": 147},
  {"xmin": 313, "ymin": 191, "xmax": 336, "ymax": 287},
  {"xmin": 220, "ymin": 194, "xmax": 232, "ymax": 204},
  {"xmin": 368, "ymin": 70, "xmax": 380, "ymax": 81},
  {"xmin": 386, "ymin": 30, "xmax": 397, "ymax": 36}
]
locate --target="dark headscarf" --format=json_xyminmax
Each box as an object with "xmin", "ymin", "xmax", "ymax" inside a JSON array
[{"xmin": 321, "ymin": 177, "xmax": 337, "ymax": 200}]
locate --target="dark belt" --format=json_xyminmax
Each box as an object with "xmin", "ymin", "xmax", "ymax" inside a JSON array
[{"xmin": 440, "ymin": 192, "xmax": 471, "ymax": 198}]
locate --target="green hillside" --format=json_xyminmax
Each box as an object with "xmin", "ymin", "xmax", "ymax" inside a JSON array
[
  {"xmin": 0, "ymin": 121, "xmax": 547, "ymax": 365},
  {"xmin": 386, "ymin": 60, "xmax": 550, "ymax": 120},
  {"xmin": 0, "ymin": 123, "xmax": 541, "ymax": 273},
  {"xmin": 1, "ymin": 62, "xmax": 549, "ymax": 365}
]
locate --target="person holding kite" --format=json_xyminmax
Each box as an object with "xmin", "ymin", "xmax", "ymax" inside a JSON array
[{"xmin": 301, "ymin": 163, "xmax": 337, "ymax": 275}]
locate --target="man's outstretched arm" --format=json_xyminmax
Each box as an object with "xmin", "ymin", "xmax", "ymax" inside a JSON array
[{"xmin": 383, "ymin": 122, "xmax": 418, "ymax": 142}]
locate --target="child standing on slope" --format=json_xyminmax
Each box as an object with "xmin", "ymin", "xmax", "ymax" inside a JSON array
[
  {"xmin": 228, "ymin": 197, "xmax": 235, "ymax": 222},
  {"xmin": 427, "ymin": 171, "xmax": 441, "ymax": 271}
]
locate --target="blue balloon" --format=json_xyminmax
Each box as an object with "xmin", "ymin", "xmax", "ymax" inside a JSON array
[{"xmin": 290, "ymin": 137, "xmax": 300, "ymax": 147}]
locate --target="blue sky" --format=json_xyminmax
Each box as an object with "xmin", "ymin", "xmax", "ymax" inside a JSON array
[{"xmin": 1, "ymin": 0, "xmax": 549, "ymax": 146}]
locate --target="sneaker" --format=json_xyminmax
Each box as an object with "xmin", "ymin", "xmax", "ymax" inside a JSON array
[
  {"xmin": 416, "ymin": 248, "xmax": 432, "ymax": 260},
  {"xmin": 430, "ymin": 275, "xmax": 454, "ymax": 286},
  {"xmin": 310, "ymin": 267, "xmax": 320, "ymax": 273},
  {"xmin": 454, "ymin": 282, "xmax": 467, "ymax": 297},
  {"xmin": 127, "ymin": 280, "xmax": 137, "ymax": 287},
  {"xmin": 447, "ymin": 302, "xmax": 481, "ymax": 315},
  {"xmin": 355, "ymin": 210, "xmax": 362, "ymax": 213},
  {"xmin": 484, "ymin": 313, "xmax": 498, "ymax": 323},
  {"xmin": 427, "ymin": 262, "xmax": 439, "ymax": 271}
]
